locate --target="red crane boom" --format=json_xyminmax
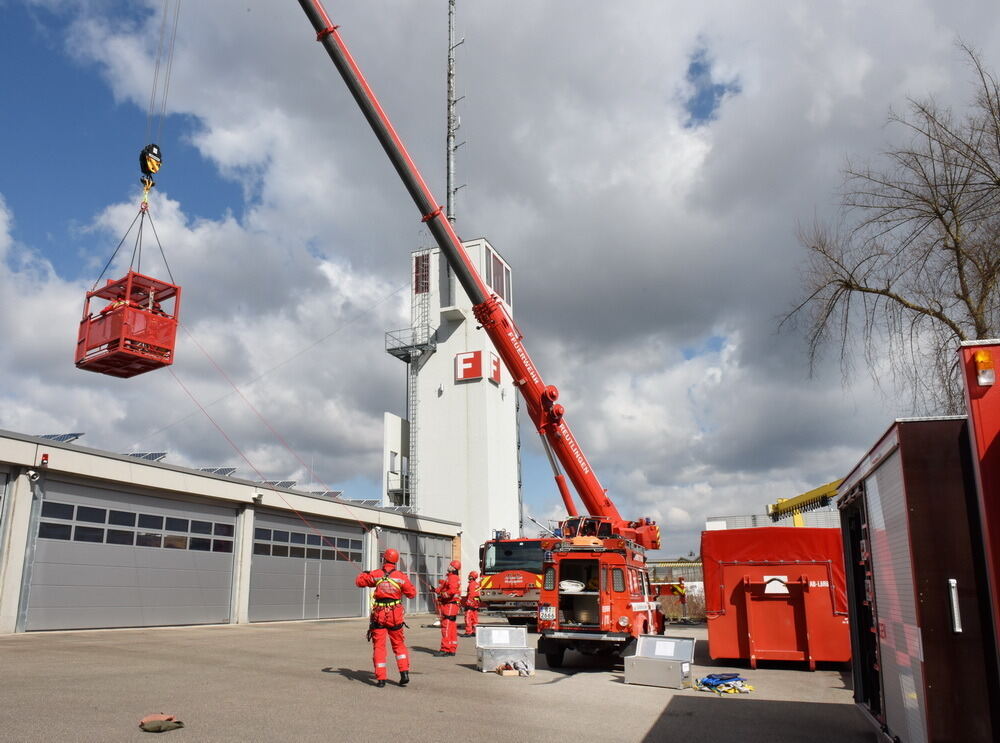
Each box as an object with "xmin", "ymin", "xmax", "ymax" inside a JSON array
[{"xmin": 296, "ymin": 0, "xmax": 659, "ymax": 550}]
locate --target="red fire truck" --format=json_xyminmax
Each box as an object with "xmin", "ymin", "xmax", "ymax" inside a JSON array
[
  {"xmin": 478, "ymin": 533, "xmax": 549, "ymax": 624},
  {"xmin": 535, "ymin": 517, "xmax": 663, "ymax": 667},
  {"xmin": 295, "ymin": 0, "xmax": 664, "ymax": 667}
]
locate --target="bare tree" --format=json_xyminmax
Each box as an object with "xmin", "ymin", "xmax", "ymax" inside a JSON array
[{"xmin": 787, "ymin": 45, "xmax": 1000, "ymax": 414}]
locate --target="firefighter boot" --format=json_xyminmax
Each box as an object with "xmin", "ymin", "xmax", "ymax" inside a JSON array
[
  {"xmin": 375, "ymin": 680, "xmax": 386, "ymax": 688},
  {"xmin": 399, "ymin": 671, "xmax": 409, "ymax": 687}
]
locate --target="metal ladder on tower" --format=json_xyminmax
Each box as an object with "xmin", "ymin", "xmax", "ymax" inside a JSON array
[
  {"xmin": 385, "ymin": 250, "xmax": 436, "ymax": 510},
  {"xmin": 405, "ymin": 253, "xmax": 432, "ymax": 511}
]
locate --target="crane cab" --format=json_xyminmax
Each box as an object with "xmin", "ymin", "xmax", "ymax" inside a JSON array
[
  {"xmin": 559, "ymin": 516, "xmax": 613, "ymax": 540},
  {"xmin": 75, "ymin": 270, "xmax": 181, "ymax": 378}
]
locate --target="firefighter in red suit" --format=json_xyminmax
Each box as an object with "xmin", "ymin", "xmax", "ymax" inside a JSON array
[
  {"xmin": 434, "ymin": 577, "xmax": 447, "ymax": 623},
  {"xmin": 462, "ymin": 570, "xmax": 481, "ymax": 637},
  {"xmin": 356, "ymin": 548, "xmax": 417, "ymax": 687},
  {"xmin": 436, "ymin": 560, "xmax": 462, "ymax": 655}
]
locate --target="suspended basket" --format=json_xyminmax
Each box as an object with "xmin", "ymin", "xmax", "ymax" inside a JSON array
[
  {"xmin": 75, "ymin": 270, "xmax": 181, "ymax": 379},
  {"xmin": 75, "ymin": 0, "xmax": 183, "ymax": 380}
]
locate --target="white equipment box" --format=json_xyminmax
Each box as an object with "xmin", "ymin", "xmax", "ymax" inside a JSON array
[
  {"xmin": 475, "ymin": 626, "xmax": 534, "ymax": 674},
  {"xmin": 624, "ymin": 635, "xmax": 696, "ymax": 689}
]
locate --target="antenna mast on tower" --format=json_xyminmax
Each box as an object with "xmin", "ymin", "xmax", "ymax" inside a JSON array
[{"xmin": 446, "ymin": 0, "xmax": 465, "ymax": 223}]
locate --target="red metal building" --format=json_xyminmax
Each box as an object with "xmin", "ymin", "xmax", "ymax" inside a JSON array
[
  {"xmin": 959, "ymin": 341, "xmax": 1000, "ymax": 685},
  {"xmin": 838, "ymin": 417, "xmax": 995, "ymax": 743}
]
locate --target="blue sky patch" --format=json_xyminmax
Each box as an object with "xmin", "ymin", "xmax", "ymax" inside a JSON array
[
  {"xmin": 0, "ymin": 3, "xmax": 243, "ymax": 281},
  {"xmin": 683, "ymin": 48, "xmax": 740, "ymax": 127},
  {"xmin": 681, "ymin": 333, "xmax": 725, "ymax": 360}
]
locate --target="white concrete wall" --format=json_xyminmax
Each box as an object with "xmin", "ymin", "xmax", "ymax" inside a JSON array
[
  {"xmin": 0, "ymin": 466, "xmax": 35, "ymax": 634},
  {"xmin": 231, "ymin": 504, "xmax": 255, "ymax": 624},
  {"xmin": 381, "ymin": 413, "xmax": 408, "ymax": 507},
  {"xmin": 406, "ymin": 239, "xmax": 521, "ymax": 571}
]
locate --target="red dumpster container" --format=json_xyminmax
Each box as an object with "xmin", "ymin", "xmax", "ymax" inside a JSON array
[{"xmin": 702, "ymin": 526, "xmax": 850, "ymax": 669}]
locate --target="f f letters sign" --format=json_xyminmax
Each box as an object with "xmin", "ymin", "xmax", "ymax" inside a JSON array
[
  {"xmin": 455, "ymin": 351, "xmax": 483, "ymax": 381},
  {"xmin": 489, "ymin": 352, "xmax": 501, "ymax": 384}
]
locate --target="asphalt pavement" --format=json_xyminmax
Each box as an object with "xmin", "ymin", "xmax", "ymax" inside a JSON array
[{"xmin": 0, "ymin": 618, "xmax": 878, "ymax": 742}]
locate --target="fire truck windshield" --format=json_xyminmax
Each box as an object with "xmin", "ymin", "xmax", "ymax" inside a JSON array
[{"xmin": 483, "ymin": 540, "xmax": 545, "ymax": 575}]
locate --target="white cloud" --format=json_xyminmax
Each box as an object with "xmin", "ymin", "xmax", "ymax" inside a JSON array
[
  {"xmin": 7, "ymin": 0, "xmax": 1000, "ymax": 552},
  {"xmin": 0, "ymin": 183, "xmax": 406, "ymax": 495}
]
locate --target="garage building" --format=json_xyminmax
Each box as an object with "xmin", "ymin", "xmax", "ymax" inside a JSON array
[{"xmin": 0, "ymin": 430, "xmax": 459, "ymax": 634}]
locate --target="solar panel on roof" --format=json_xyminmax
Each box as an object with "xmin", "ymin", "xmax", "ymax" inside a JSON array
[
  {"xmin": 310, "ymin": 490, "xmax": 345, "ymax": 499},
  {"xmin": 261, "ymin": 480, "xmax": 296, "ymax": 489},
  {"xmin": 127, "ymin": 452, "xmax": 167, "ymax": 462},
  {"xmin": 200, "ymin": 467, "xmax": 237, "ymax": 476},
  {"xmin": 38, "ymin": 433, "xmax": 85, "ymax": 443}
]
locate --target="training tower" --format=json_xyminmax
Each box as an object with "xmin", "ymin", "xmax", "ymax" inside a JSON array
[{"xmin": 383, "ymin": 240, "xmax": 521, "ymax": 569}]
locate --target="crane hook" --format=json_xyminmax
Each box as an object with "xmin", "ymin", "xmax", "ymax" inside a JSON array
[
  {"xmin": 139, "ymin": 143, "xmax": 162, "ymax": 205},
  {"xmin": 139, "ymin": 143, "xmax": 162, "ymax": 187}
]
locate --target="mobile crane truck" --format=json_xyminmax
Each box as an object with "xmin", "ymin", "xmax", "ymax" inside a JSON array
[{"xmin": 295, "ymin": 0, "xmax": 664, "ymax": 667}]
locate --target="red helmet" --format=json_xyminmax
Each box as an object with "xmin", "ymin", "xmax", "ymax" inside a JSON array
[
  {"xmin": 468, "ymin": 570, "xmax": 479, "ymax": 579},
  {"xmin": 449, "ymin": 560, "xmax": 461, "ymax": 572},
  {"xmin": 382, "ymin": 548, "xmax": 399, "ymax": 565}
]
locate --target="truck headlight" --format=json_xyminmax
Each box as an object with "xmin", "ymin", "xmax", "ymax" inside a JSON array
[
  {"xmin": 617, "ymin": 616, "xmax": 630, "ymax": 627},
  {"xmin": 539, "ymin": 605, "xmax": 556, "ymax": 621}
]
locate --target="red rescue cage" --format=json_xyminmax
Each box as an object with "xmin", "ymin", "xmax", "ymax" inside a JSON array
[{"xmin": 75, "ymin": 270, "xmax": 181, "ymax": 378}]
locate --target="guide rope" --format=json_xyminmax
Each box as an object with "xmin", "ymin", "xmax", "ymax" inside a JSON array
[
  {"xmin": 164, "ymin": 333, "xmax": 445, "ymax": 597},
  {"xmin": 166, "ymin": 365, "xmax": 386, "ymax": 568},
  {"xmin": 143, "ymin": 0, "xmax": 181, "ymax": 150},
  {"xmin": 89, "ymin": 202, "xmax": 174, "ymax": 290},
  {"xmin": 113, "ymin": 1, "xmax": 446, "ymax": 593},
  {"xmin": 90, "ymin": 1, "xmax": 181, "ymax": 291},
  {"xmin": 89, "ymin": 211, "xmax": 142, "ymax": 292},
  {"xmin": 131, "ymin": 282, "xmax": 408, "ymax": 441}
]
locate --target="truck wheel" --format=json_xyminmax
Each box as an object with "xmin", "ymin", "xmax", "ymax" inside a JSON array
[{"xmin": 545, "ymin": 647, "xmax": 565, "ymax": 668}]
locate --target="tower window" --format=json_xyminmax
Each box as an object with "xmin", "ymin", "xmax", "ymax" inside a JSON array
[
  {"xmin": 414, "ymin": 254, "xmax": 430, "ymax": 294},
  {"xmin": 492, "ymin": 255, "xmax": 505, "ymax": 302}
]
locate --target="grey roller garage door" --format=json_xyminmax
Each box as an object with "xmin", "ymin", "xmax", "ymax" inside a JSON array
[
  {"xmin": 380, "ymin": 529, "xmax": 453, "ymax": 614},
  {"xmin": 25, "ymin": 480, "xmax": 237, "ymax": 631},
  {"xmin": 248, "ymin": 512, "xmax": 364, "ymax": 622}
]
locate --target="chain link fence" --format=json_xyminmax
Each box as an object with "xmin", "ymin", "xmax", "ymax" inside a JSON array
[{"xmin": 649, "ymin": 561, "xmax": 705, "ymax": 622}]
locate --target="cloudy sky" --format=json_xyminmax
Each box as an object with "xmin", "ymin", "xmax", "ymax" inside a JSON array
[{"xmin": 3, "ymin": 0, "xmax": 999, "ymax": 556}]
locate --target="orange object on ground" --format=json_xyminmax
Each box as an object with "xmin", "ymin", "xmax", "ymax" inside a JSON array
[
  {"xmin": 138, "ymin": 713, "xmax": 184, "ymax": 732},
  {"xmin": 139, "ymin": 714, "xmax": 176, "ymax": 725}
]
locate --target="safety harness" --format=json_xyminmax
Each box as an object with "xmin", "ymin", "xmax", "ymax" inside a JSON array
[
  {"xmin": 371, "ymin": 573, "xmax": 404, "ymax": 606},
  {"xmin": 367, "ymin": 571, "xmax": 408, "ymax": 639},
  {"xmin": 464, "ymin": 581, "xmax": 481, "ymax": 609}
]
